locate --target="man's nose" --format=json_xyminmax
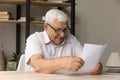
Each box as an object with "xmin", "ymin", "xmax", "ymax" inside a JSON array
[{"xmin": 59, "ymin": 31, "xmax": 65, "ymax": 37}]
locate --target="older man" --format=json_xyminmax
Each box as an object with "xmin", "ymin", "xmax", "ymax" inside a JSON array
[{"xmin": 25, "ymin": 9, "xmax": 102, "ymax": 75}]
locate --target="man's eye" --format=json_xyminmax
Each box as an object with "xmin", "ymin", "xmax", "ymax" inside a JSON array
[
  {"xmin": 56, "ymin": 29, "xmax": 61, "ymax": 32},
  {"xmin": 63, "ymin": 29, "xmax": 67, "ymax": 31}
]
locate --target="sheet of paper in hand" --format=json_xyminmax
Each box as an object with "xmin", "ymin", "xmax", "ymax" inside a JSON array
[
  {"xmin": 55, "ymin": 43, "xmax": 106, "ymax": 75},
  {"xmin": 77, "ymin": 43, "xmax": 107, "ymax": 74}
]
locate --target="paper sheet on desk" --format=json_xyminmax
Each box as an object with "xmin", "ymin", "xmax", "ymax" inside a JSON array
[{"xmin": 55, "ymin": 43, "xmax": 106, "ymax": 75}]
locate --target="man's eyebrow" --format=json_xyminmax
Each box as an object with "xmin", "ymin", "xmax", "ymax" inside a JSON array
[{"xmin": 56, "ymin": 27, "xmax": 68, "ymax": 30}]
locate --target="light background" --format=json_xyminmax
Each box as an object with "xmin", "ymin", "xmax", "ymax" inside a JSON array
[{"xmin": 0, "ymin": 0, "xmax": 120, "ymax": 69}]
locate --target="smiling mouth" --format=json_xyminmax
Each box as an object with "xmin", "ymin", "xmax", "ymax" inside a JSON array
[
  {"xmin": 57, "ymin": 36, "xmax": 64, "ymax": 40},
  {"xmin": 55, "ymin": 38, "xmax": 63, "ymax": 43}
]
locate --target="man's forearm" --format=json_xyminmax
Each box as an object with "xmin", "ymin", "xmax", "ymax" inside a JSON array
[
  {"xmin": 30, "ymin": 57, "xmax": 63, "ymax": 73},
  {"xmin": 30, "ymin": 54, "xmax": 84, "ymax": 73}
]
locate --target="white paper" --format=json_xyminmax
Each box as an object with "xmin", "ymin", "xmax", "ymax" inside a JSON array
[
  {"xmin": 77, "ymin": 43, "xmax": 106, "ymax": 74},
  {"xmin": 55, "ymin": 43, "xmax": 106, "ymax": 75}
]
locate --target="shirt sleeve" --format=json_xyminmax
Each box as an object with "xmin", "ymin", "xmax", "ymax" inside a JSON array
[{"xmin": 25, "ymin": 34, "xmax": 43, "ymax": 65}]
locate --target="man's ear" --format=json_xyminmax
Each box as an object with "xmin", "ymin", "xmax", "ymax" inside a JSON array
[{"xmin": 44, "ymin": 23, "xmax": 48, "ymax": 29}]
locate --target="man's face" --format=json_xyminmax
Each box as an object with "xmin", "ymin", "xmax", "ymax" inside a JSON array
[{"xmin": 45, "ymin": 19, "xmax": 68, "ymax": 45}]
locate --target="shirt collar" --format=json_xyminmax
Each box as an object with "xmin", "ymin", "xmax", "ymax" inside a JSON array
[{"xmin": 43, "ymin": 30, "xmax": 51, "ymax": 44}]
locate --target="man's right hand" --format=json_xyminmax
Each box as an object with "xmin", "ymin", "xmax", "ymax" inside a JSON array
[{"xmin": 60, "ymin": 56, "xmax": 84, "ymax": 72}]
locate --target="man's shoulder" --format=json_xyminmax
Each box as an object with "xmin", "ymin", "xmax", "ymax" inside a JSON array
[
  {"xmin": 26, "ymin": 31, "xmax": 50, "ymax": 44},
  {"xmin": 66, "ymin": 33, "xmax": 77, "ymax": 41},
  {"xmin": 66, "ymin": 33, "xmax": 80, "ymax": 44},
  {"xmin": 27, "ymin": 32, "xmax": 44, "ymax": 41}
]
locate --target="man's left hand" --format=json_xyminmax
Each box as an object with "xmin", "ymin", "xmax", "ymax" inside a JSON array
[{"xmin": 88, "ymin": 63, "xmax": 103, "ymax": 75}]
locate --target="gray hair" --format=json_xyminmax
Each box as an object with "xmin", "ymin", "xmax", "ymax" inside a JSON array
[{"xmin": 45, "ymin": 9, "xmax": 69, "ymax": 24}]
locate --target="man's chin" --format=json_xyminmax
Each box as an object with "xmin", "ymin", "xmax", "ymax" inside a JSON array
[
  {"xmin": 55, "ymin": 42, "xmax": 62, "ymax": 45},
  {"xmin": 55, "ymin": 40, "xmax": 63, "ymax": 45},
  {"xmin": 53, "ymin": 38, "xmax": 64, "ymax": 45}
]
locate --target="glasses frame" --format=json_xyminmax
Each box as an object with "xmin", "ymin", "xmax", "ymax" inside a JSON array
[{"xmin": 47, "ymin": 23, "xmax": 71, "ymax": 34}]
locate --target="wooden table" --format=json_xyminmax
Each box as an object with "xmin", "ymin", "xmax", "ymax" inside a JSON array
[{"xmin": 0, "ymin": 71, "xmax": 119, "ymax": 80}]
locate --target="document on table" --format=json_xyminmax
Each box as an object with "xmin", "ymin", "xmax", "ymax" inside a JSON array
[{"xmin": 55, "ymin": 43, "xmax": 106, "ymax": 75}]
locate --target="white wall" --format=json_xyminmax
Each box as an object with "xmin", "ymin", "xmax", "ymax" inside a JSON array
[
  {"xmin": 0, "ymin": 0, "xmax": 120, "ymax": 69},
  {"xmin": 75, "ymin": 0, "xmax": 120, "ymax": 68}
]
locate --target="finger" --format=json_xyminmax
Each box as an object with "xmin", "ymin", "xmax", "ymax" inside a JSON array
[
  {"xmin": 73, "ymin": 62, "xmax": 83, "ymax": 70},
  {"xmin": 75, "ymin": 57, "xmax": 85, "ymax": 65},
  {"xmin": 71, "ymin": 66, "xmax": 80, "ymax": 72},
  {"xmin": 88, "ymin": 63, "xmax": 103, "ymax": 75},
  {"xmin": 76, "ymin": 58, "xmax": 85, "ymax": 66}
]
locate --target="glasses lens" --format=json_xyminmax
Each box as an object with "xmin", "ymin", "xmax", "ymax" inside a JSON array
[
  {"xmin": 47, "ymin": 23, "xmax": 70, "ymax": 34},
  {"xmin": 56, "ymin": 28, "xmax": 70, "ymax": 34}
]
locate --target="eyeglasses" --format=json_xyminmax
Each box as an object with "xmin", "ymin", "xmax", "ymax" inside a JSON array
[{"xmin": 47, "ymin": 23, "xmax": 70, "ymax": 34}]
